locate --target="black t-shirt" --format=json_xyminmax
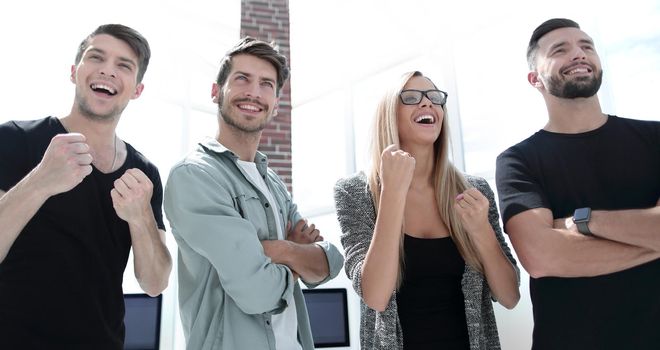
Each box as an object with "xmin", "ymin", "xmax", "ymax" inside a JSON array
[
  {"xmin": 495, "ymin": 115, "xmax": 660, "ymax": 349},
  {"xmin": 396, "ymin": 234, "xmax": 469, "ymax": 350},
  {"xmin": 0, "ymin": 117, "xmax": 165, "ymax": 349}
]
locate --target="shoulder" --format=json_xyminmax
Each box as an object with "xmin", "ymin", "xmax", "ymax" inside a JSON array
[
  {"xmin": 465, "ymin": 174, "xmax": 490, "ymax": 191},
  {"xmin": 166, "ymin": 146, "xmax": 239, "ymax": 194},
  {"xmin": 170, "ymin": 144, "xmax": 227, "ymax": 176},
  {"xmin": 611, "ymin": 115, "xmax": 660, "ymax": 131},
  {"xmin": 123, "ymin": 143, "xmax": 163, "ymax": 187},
  {"xmin": 0, "ymin": 116, "xmax": 59, "ymax": 137},
  {"xmin": 496, "ymin": 131, "xmax": 541, "ymax": 161},
  {"xmin": 335, "ymin": 171, "xmax": 368, "ymax": 193}
]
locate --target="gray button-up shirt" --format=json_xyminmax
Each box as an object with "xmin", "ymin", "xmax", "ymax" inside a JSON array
[{"xmin": 164, "ymin": 138, "xmax": 344, "ymax": 350}]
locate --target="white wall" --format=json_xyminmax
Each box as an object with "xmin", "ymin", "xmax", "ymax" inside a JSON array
[{"xmin": 2, "ymin": 1, "xmax": 659, "ymax": 349}]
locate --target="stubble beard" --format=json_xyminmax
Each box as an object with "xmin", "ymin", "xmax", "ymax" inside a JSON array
[
  {"xmin": 75, "ymin": 88, "xmax": 126, "ymax": 122},
  {"xmin": 218, "ymin": 95, "xmax": 272, "ymax": 134},
  {"xmin": 546, "ymin": 69, "xmax": 603, "ymax": 99}
]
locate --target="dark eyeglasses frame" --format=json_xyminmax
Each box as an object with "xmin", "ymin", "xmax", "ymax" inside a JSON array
[{"xmin": 399, "ymin": 89, "xmax": 448, "ymax": 106}]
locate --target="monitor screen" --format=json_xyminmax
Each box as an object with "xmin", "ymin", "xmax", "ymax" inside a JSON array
[
  {"xmin": 123, "ymin": 293, "xmax": 162, "ymax": 350},
  {"xmin": 302, "ymin": 288, "xmax": 350, "ymax": 348}
]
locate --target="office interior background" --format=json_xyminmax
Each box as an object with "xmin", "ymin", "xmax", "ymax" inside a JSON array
[{"xmin": 1, "ymin": 0, "xmax": 659, "ymax": 348}]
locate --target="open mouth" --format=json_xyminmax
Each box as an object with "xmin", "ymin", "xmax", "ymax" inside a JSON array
[
  {"xmin": 237, "ymin": 103, "xmax": 263, "ymax": 112},
  {"xmin": 563, "ymin": 65, "xmax": 593, "ymax": 76},
  {"xmin": 90, "ymin": 83, "xmax": 117, "ymax": 96},
  {"xmin": 414, "ymin": 115, "xmax": 435, "ymax": 124}
]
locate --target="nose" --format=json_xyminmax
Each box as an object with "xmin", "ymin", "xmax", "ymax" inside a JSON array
[
  {"xmin": 244, "ymin": 81, "xmax": 262, "ymax": 99},
  {"xmin": 99, "ymin": 62, "xmax": 117, "ymax": 78},
  {"xmin": 571, "ymin": 46, "xmax": 587, "ymax": 61},
  {"xmin": 419, "ymin": 93, "xmax": 433, "ymax": 107}
]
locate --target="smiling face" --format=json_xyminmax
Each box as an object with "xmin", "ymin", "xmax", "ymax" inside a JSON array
[
  {"xmin": 531, "ymin": 27, "xmax": 603, "ymax": 99},
  {"xmin": 396, "ymin": 75, "xmax": 445, "ymax": 148},
  {"xmin": 212, "ymin": 54, "xmax": 279, "ymax": 134},
  {"xmin": 70, "ymin": 34, "xmax": 143, "ymax": 121}
]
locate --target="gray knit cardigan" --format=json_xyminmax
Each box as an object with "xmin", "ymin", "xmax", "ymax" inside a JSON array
[{"xmin": 334, "ymin": 172, "xmax": 519, "ymax": 350}]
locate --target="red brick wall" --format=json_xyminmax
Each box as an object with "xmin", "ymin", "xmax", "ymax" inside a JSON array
[{"xmin": 241, "ymin": 0, "xmax": 293, "ymax": 192}]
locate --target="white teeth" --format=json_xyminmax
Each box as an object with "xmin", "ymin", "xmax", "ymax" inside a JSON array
[
  {"xmin": 414, "ymin": 115, "xmax": 434, "ymax": 123},
  {"xmin": 238, "ymin": 104, "xmax": 260, "ymax": 111},
  {"xmin": 566, "ymin": 67, "xmax": 589, "ymax": 75},
  {"xmin": 91, "ymin": 83, "xmax": 117, "ymax": 94}
]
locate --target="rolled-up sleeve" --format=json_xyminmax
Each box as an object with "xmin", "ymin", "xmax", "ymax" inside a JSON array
[{"xmin": 164, "ymin": 163, "xmax": 294, "ymax": 315}]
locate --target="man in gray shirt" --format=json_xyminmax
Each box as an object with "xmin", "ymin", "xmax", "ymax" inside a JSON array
[{"xmin": 164, "ymin": 37, "xmax": 344, "ymax": 350}]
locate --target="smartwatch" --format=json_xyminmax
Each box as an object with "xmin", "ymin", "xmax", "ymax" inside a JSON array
[{"xmin": 573, "ymin": 207, "xmax": 592, "ymax": 236}]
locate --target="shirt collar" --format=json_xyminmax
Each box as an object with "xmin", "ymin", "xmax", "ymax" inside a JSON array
[{"xmin": 199, "ymin": 137, "xmax": 269, "ymax": 173}]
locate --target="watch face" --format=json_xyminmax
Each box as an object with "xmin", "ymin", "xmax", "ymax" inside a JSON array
[{"xmin": 574, "ymin": 207, "xmax": 591, "ymax": 222}]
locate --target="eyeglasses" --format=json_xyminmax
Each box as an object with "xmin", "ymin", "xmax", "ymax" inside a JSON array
[{"xmin": 399, "ymin": 89, "xmax": 448, "ymax": 106}]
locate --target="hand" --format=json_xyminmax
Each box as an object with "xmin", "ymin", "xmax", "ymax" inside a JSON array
[
  {"xmin": 554, "ymin": 216, "xmax": 579, "ymax": 233},
  {"xmin": 287, "ymin": 219, "xmax": 323, "ymax": 244},
  {"xmin": 33, "ymin": 133, "xmax": 93, "ymax": 196},
  {"xmin": 380, "ymin": 144, "xmax": 415, "ymax": 194},
  {"xmin": 454, "ymin": 188, "xmax": 491, "ymax": 237},
  {"xmin": 111, "ymin": 168, "xmax": 154, "ymax": 224}
]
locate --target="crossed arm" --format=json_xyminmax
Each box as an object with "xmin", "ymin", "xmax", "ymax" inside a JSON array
[
  {"xmin": 164, "ymin": 164, "xmax": 342, "ymax": 315},
  {"xmin": 261, "ymin": 219, "xmax": 331, "ymax": 284},
  {"xmin": 506, "ymin": 206, "xmax": 660, "ymax": 278}
]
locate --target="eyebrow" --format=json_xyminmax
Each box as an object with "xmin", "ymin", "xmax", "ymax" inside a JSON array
[
  {"xmin": 234, "ymin": 70, "xmax": 276, "ymax": 84},
  {"xmin": 548, "ymin": 38, "xmax": 595, "ymax": 52},
  {"xmin": 86, "ymin": 48, "xmax": 137, "ymax": 68}
]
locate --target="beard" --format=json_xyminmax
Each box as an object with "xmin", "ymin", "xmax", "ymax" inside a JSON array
[
  {"xmin": 218, "ymin": 95, "xmax": 273, "ymax": 133},
  {"xmin": 545, "ymin": 69, "xmax": 603, "ymax": 99},
  {"xmin": 75, "ymin": 89, "xmax": 126, "ymax": 122}
]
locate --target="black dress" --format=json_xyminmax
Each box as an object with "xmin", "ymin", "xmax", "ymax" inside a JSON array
[{"xmin": 396, "ymin": 234, "xmax": 469, "ymax": 350}]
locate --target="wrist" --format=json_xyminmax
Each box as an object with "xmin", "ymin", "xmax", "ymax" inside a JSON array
[{"xmin": 572, "ymin": 207, "xmax": 593, "ymax": 236}]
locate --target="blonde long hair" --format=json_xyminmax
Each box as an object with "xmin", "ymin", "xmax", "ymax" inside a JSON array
[{"xmin": 367, "ymin": 71, "xmax": 484, "ymax": 283}]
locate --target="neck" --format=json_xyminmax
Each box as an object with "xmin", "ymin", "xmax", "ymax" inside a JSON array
[
  {"xmin": 61, "ymin": 111, "xmax": 119, "ymax": 143},
  {"xmin": 60, "ymin": 113, "xmax": 122, "ymax": 173},
  {"xmin": 216, "ymin": 123, "xmax": 261, "ymax": 162},
  {"xmin": 544, "ymin": 95, "xmax": 606, "ymax": 133}
]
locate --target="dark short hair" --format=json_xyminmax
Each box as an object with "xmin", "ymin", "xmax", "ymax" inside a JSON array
[
  {"xmin": 75, "ymin": 24, "xmax": 151, "ymax": 83},
  {"xmin": 216, "ymin": 37, "xmax": 290, "ymax": 96},
  {"xmin": 526, "ymin": 18, "xmax": 580, "ymax": 69}
]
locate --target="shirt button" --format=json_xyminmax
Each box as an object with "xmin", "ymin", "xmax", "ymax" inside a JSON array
[
  {"xmin": 266, "ymin": 320, "xmax": 271, "ymax": 325},
  {"xmin": 265, "ymin": 203, "xmax": 270, "ymax": 208}
]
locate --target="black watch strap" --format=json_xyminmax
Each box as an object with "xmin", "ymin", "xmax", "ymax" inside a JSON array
[
  {"xmin": 573, "ymin": 207, "xmax": 593, "ymax": 236},
  {"xmin": 575, "ymin": 220, "xmax": 592, "ymax": 236}
]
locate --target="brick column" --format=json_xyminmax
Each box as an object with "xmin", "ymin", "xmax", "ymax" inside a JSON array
[{"xmin": 241, "ymin": 0, "xmax": 293, "ymax": 192}]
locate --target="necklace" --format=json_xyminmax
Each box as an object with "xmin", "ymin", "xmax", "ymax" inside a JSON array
[
  {"xmin": 60, "ymin": 120, "xmax": 117, "ymax": 172},
  {"xmin": 109, "ymin": 134, "xmax": 118, "ymax": 172}
]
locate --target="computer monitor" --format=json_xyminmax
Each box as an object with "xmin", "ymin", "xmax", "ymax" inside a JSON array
[
  {"xmin": 302, "ymin": 288, "xmax": 350, "ymax": 348},
  {"xmin": 123, "ymin": 293, "xmax": 162, "ymax": 350}
]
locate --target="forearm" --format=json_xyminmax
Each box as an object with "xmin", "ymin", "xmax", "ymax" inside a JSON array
[
  {"xmin": 360, "ymin": 190, "xmax": 406, "ymax": 311},
  {"xmin": 262, "ymin": 240, "xmax": 329, "ymax": 283},
  {"xmin": 589, "ymin": 207, "xmax": 660, "ymax": 251},
  {"xmin": 0, "ymin": 173, "xmax": 50, "ymax": 262},
  {"xmin": 507, "ymin": 209, "xmax": 660, "ymax": 278},
  {"xmin": 129, "ymin": 213, "xmax": 172, "ymax": 296},
  {"xmin": 519, "ymin": 228, "xmax": 659, "ymax": 278},
  {"xmin": 472, "ymin": 230, "xmax": 520, "ymax": 309}
]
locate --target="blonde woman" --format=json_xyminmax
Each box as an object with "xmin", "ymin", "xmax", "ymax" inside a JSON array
[{"xmin": 334, "ymin": 71, "xmax": 520, "ymax": 349}]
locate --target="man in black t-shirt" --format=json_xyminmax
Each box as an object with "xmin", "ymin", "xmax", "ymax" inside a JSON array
[
  {"xmin": 0, "ymin": 25, "xmax": 171, "ymax": 349},
  {"xmin": 495, "ymin": 18, "xmax": 660, "ymax": 349}
]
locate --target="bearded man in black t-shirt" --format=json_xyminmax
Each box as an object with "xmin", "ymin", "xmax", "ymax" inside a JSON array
[
  {"xmin": 0, "ymin": 24, "xmax": 171, "ymax": 349},
  {"xmin": 496, "ymin": 18, "xmax": 660, "ymax": 350}
]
